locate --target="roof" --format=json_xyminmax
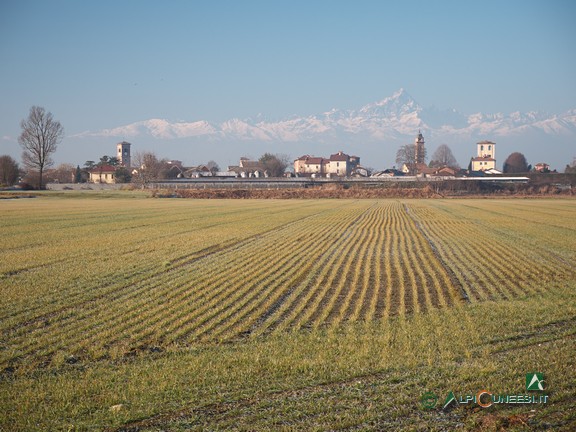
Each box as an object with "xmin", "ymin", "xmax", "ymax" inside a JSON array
[
  {"xmin": 239, "ymin": 160, "xmax": 263, "ymax": 169},
  {"xmin": 306, "ymin": 157, "xmax": 326, "ymax": 164},
  {"xmin": 471, "ymin": 156, "xmax": 496, "ymax": 162},
  {"xmin": 89, "ymin": 165, "xmax": 116, "ymax": 173},
  {"xmin": 185, "ymin": 165, "xmax": 210, "ymax": 173},
  {"xmin": 415, "ymin": 163, "xmax": 436, "ymax": 175},
  {"xmin": 431, "ymin": 166, "xmax": 457, "ymax": 176},
  {"xmin": 330, "ymin": 151, "xmax": 350, "ymax": 161},
  {"xmin": 477, "ymin": 140, "xmax": 496, "ymax": 145}
]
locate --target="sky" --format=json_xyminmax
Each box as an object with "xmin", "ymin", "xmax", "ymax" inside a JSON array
[{"xmin": 1, "ymin": 0, "xmax": 575, "ymax": 168}]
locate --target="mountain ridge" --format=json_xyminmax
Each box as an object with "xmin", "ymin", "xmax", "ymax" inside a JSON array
[
  {"xmin": 71, "ymin": 89, "xmax": 575, "ymax": 170},
  {"xmin": 75, "ymin": 89, "xmax": 576, "ymax": 142}
]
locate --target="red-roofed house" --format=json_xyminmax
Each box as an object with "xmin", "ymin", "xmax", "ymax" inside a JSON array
[
  {"xmin": 294, "ymin": 151, "xmax": 360, "ymax": 177},
  {"xmin": 294, "ymin": 155, "xmax": 328, "ymax": 176},
  {"xmin": 534, "ymin": 162, "xmax": 550, "ymax": 173}
]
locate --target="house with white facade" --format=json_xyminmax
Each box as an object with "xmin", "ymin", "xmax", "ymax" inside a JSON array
[{"xmin": 470, "ymin": 140, "xmax": 496, "ymax": 172}]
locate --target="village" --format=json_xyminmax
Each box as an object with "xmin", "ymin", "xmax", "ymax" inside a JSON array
[{"xmin": 63, "ymin": 132, "xmax": 554, "ymax": 187}]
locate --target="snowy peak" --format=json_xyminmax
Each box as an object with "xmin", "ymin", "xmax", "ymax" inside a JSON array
[
  {"xmin": 76, "ymin": 89, "xmax": 576, "ymax": 145},
  {"xmin": 358, "ymin": 88, "xmax": 421, "ymax": 118}
]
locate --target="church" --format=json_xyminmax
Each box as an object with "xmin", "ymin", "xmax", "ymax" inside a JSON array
[{"xmin": 88, "ymin": 141, "xmax": 132, "ymax": 184}]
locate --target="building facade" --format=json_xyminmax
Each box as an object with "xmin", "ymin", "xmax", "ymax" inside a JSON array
[
  {"xmin": 89, "ymin": 165, "xmax": 116, "ymax": 184},
  {"xmin": 294, "ymin": 151, "xmax": 360, "ymax": 177},
  {"xmin": 470, "ymin": 140, "xmax": 496, "ymax": 171}
]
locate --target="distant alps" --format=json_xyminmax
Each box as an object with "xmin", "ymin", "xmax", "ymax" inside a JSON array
[{"xmin": 74, "ymin": 89, "xmax": 576, "ymax": 170}]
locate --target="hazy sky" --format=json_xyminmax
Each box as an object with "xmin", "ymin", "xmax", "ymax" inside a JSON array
[{"xmin": 1, "ymin": 0, "xmax": 575, "ymax": 165}]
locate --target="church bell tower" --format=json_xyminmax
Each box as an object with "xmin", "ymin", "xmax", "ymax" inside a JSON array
[
  {"xmin": 415, "ymin": 131, "xmax": 425, "ymax": 164},
  {"xmin": 117, "ymin": 141, "xmax": 131, "ymax": 168}
]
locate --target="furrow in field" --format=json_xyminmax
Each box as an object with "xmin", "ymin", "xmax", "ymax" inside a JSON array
[
  {"xmin": 408, "ymin": 202, "xmax": 556, "ymax": 302},
  {"xmin": 2, "ymin": 206, "xmax": 342, "ymax": 364},
  {"xmin": 295, "ymin": 206, "xmax": 376, "ymax": 329},
  {"xmin": 387, "ymin": 203, "xmax": 406, "ymax": 317},
  {"xmin": 344, "ymin": 204, "xmax": 388, "ymax": 322},
  {"xmin": 180, "ymin": 215, "xmax": 344, "ymax": 342},
  {"xmin": 320, "ymin": 204, "xmax": 379, "ymax": 326},
  {"xmin": 3, "ymin": 205, "xmax": 341, "ymax": 363},
  {"xmin": 86, "ymin": 203, "xmax": 357, "ymax": 348},
  {"xmin": 261, "ymin": 204, "xmax": 371, "ymax": 333},
  {"xmin": 373, "ymin": 215, "xmax": 394, "ymax": 320},
  {"xmin": 0, "ymin": 202, "xmax": 325, "ymax": 323},
  {"xmin": 168, "ymin": 204, "xmax": 365, "ymax": 341},
  {"xmin": 402, "ymin": 203, "xmax": 467, "ymax": 306},
  {"xmin": 81, "ymin": 222, "xmax": 319, "ymax": 349}
]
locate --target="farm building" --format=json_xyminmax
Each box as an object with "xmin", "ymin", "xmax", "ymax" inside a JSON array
[
  {"xmin": 89, "ymin": 165, "xmax": 117, "ymax": 184},
  {"xmin": 228, "ymin": 157, "xmax": 268, "ymax": 178},
  {"xmin": 294, "ymin": 151, "xmax": 360, "ymax": 177},
  {"xmin": 534, "ymin": 163, "xmax": 550, "ymax": 173}
]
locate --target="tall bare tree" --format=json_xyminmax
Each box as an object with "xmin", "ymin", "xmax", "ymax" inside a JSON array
[
  {"xmin": 132, "ymin": 151, "xmax": 168, "ymax": 188},
  {"xmin": 18, "ymin": 106, "xmax": 64, "ymax": 189},
  {"xmin": 395, "ymin": 144, "xmax": 417, "ymax": 174},
  {"xmin": 430, "ymin": 144, "xmax": 459, "ymax": 168}
]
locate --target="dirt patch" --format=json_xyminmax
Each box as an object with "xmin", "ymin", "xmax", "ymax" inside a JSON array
[{"xmin": 471, "ymin": 412, "xmax": 533, "ymax": 431}]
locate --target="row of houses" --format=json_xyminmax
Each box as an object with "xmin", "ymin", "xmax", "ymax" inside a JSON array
[
  {"xmin": 85, "ymin": 134, "xmax": 551, "ymax": 184},
  {"xmin": 294, "ymin": 151, "xmax": 367, "ymax": 177}
]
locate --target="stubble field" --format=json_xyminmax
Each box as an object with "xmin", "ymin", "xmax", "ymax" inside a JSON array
[{"xmin": 1, "ymin": 194, "xmax": 575, "ymax": 431}]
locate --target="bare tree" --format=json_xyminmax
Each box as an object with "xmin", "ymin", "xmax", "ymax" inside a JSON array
[
  {"xmin": 259, "ymin": 153, "xmax": 290, "ymax": 177},
  {"xmin": 430, "ymin": 144, "xmax": 459, "ymax": 168},
  {"xmin": 46, "ymin": 163, "xmax": 75, "ymax": 183},
  {"xmin": 206, "ymin": 160, "xmax": 220, "ymax": 175},
  {"xmin": 18, "ymin": 106, "xmax": 64, "ymax": 189},
  {"xmin": 395, "ymin": 144, "xmax": 417, "ymax": 174},
  {"xmin": 0, "ymin": 155, "xmax": 20, "ymax": 186},
  {"xmin": 132, "ymin": 151, "xmax": 167, "ymax": 188}
]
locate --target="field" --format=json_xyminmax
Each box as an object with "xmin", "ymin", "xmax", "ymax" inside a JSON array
[{"xmin": 1, "ymin": 194, "xmax": 575, "ymax": 431}]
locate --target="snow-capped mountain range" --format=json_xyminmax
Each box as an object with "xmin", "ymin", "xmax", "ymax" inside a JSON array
[{"xmin": 75, "ymin": 89, "xmax": 576, "ymax": 169}]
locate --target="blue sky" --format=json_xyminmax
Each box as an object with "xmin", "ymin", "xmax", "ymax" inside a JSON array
[{"xmin": 1, "ymin": 0, "xmax": 575, "ymax": 166}]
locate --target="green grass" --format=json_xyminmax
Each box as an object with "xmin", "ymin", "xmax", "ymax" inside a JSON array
[{"xmin": 0, "ymin": 195, "xmax": 575, "ymax": 431}]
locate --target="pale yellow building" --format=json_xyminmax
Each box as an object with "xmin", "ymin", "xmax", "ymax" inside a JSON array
[
  {"xmin": 89, "ymin": 165, "xmax": 116, "ymax": 184},
  {"xmin": 470, "ymin": 140, "xmax": 496, "ymax": 171}
]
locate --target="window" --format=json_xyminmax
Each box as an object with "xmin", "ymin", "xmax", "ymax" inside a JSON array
[{"xmin": 480, "ymin": 145, "xmax": 484, "ymax": 151}]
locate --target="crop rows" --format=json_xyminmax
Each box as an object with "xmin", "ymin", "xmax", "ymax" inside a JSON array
[
  {"xmin": 405, "ymin": 200, "xmax": 576, "ymax": 302},
  {"xmin": 1, "ymin": 198, "xmax": 573, "ymax": 371}
]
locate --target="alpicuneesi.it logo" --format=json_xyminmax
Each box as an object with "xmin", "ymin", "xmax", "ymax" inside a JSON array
[{"xmin": 421, "ymin": 372, "xmax": 548, "ymax": 410}]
